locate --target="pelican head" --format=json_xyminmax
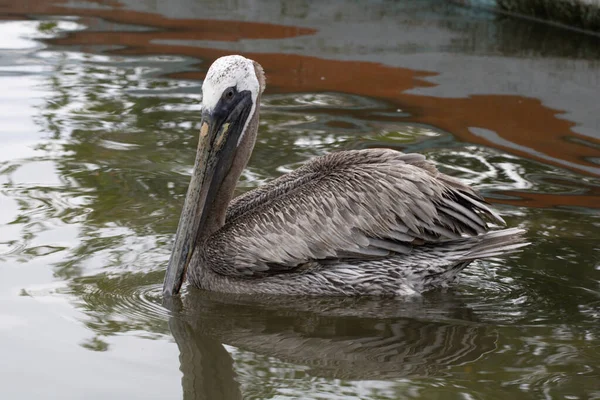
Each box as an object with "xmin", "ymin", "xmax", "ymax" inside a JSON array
[{"xmin": 164, "ymin": 55, "xmax": 265, "ymax": 296}]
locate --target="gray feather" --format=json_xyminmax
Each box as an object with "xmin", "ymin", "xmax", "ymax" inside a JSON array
[{"xmin": 186, "ymin": 149, "xmax": 527, "ymax": 297}]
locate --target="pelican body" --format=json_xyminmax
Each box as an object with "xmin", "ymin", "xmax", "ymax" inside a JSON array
[{"xmin": 163, "ymin": 55, "xmax": 527, "ymax": 297}]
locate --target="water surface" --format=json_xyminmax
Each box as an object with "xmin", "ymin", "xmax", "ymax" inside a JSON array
[{"xmin": 0, "ymin": 1, "xmax": 599, "ymax": 399}]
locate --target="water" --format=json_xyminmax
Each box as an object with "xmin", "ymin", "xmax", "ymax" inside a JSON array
[{"xmin": 0, "ymin": 0, "xmax": 599, "ymax": 398}]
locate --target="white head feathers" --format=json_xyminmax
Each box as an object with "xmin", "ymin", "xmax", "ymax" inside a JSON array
[{"xmin": 201, "ymin": 55, "xmax": 263, "ymax": 114}]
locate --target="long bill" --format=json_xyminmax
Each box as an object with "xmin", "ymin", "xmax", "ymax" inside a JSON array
[
  {"xmin": 163, "ymin": 119, "xmax": 215, "ymax": 296},
  {"xmin": 163, "ymin": 92, "xmax": 253, "ymax": 296}
]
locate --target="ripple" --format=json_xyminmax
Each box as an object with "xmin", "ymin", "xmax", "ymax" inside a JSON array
[
  {"xmin": 262, "ymin": 92, "xmax": 385, "ymax": 110},
  {"xmin": 73, "ymin": 273, "xmax": 170, "ymax": 336}
]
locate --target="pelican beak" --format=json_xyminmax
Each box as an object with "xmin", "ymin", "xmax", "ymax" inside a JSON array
[{"xmin": 163, "ymin": 90, "xmax": 253, "ymax": 296}]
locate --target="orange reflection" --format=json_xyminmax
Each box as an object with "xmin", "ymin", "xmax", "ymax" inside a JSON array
[
  {"xmin": 2, "ymin": 0, "xmax": 599, "ymax": 209},
  {"xmin": 0, "ymin": 1, "xmax": 316, "ymax": 42},
  {"xmin": 494, "ymin": 191, "xmax": 600, "ymax": 209},
  {"xmin": 141, "ymin": 50, "xmax": 600, "ymax": 180},
  {"xmin": 493, "ymin": 178, "xmax": 600, "ymax": 209}
]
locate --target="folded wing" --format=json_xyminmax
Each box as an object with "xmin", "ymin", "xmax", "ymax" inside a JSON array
[{"xmin": 207, "ymin": 149, "xmax": 504, "ymax": 277}]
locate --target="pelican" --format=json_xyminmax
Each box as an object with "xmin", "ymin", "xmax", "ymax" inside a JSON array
[{"xmin": 163, "ymin": 55, "xmax": 527, "ymax": 297}]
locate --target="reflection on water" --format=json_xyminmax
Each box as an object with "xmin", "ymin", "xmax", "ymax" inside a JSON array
[
  {"xmin": 167, "ymin": 292, "xmax": 496, "ymax": 399},
  {"xmin": 0, "ymin": 0, "xmax": 599, "ymax": 399}
]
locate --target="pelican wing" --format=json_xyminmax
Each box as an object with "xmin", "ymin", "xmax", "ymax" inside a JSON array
[{"xmin": 208, "ymin": 149, "xmax": 504, "ymax": 277}]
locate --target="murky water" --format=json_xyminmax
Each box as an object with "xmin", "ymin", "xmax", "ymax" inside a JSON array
[{"xmin": 1, "ymin": 0, "xmax": 599, "ymax": 399}]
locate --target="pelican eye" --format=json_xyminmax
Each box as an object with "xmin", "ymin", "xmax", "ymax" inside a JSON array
[{"xmin": 223, "ymin": 87, "xmax": 235, "ymax": 101}]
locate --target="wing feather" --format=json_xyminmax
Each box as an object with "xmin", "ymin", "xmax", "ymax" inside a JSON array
[{"xmin": 208, "ymin": 149, "xmax": 503, "ymax": 277}]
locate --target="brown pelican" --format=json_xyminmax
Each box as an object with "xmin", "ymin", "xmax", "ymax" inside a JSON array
[{"xmin": 163, "ymin": 55, "xmax": 527, "ymax": 297}]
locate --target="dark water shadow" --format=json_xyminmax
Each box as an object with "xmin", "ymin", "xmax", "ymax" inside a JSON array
[{"xmin": 165, "ymin": 290, "xmax": 497, "ymax": 399}]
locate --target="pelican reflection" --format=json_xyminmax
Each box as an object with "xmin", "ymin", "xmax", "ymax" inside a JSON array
[{"xmin": 165, "ymin": 291, "xmax": 496, "ymax": 399}]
